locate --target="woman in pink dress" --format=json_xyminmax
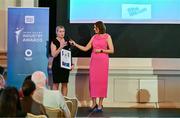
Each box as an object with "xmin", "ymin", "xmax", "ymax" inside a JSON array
[{"xmin": 70, "ymin": 21, "xmax": 114, "ymax": 112}]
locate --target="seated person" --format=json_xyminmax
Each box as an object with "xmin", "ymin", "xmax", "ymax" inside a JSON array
[
  {"xmin": 19, "ymin": 75, "xmax": 32, "ymax": 99},
  {"xmin": 64, "ymin": 96, "xmax": 78, "ymax": 117},
  {"xmin": 0, "ymin": 75, "xmax": 5, "ymax": 94},
  {"xmin": 0, "ymin": 74, "xmax": 5, "ymax": 89},
  {"xmin": 21, "ymin": 79, "xmax": 47, "ymax": 116},
  {"xmin": 0, "ymin": 87, "xmax": 26, "ymax": 117},
  {"xmin": 31, "ymin": 71, "xmax": 71, "ymax": 118}
]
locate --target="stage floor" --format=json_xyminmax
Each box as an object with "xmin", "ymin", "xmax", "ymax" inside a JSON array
[{"xmin": 77, "ymin": 107, "xmax": 180, "ymax": 117}]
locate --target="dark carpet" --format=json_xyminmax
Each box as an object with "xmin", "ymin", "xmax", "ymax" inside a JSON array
[{"xmin": 77, "ymin": 107, "xmax": 180, "ymax": 117}]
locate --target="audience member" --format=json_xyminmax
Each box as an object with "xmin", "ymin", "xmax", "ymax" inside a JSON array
[
  {"xmin": 0, "ymin": 75, "xmax": 5, "ymax": 89},
  {"xmin": 21, "ymin": 79, "xmax": 47, "ymax": 116},
  {"xmin": 0, "ymin": 75, "xmax": 5, "ymax": 94},
  {"xmin": 0, "ymin": 87, "xmax": 26, "ymax": 117},
  {"xmin": 31, "ymin": 71, "xmax": 71, "ymax": 118},
  {"xmin": 19, "ymin": 75, "xmax": 32, "ymax": 99}
]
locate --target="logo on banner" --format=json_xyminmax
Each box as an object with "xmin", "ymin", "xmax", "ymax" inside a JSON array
[
  {"xmin": 24, "ymin": 49, "xmax": 32, "ymax": 61},
  {"xmin": 14, "ymin": 27, "xmax": 24, "ymax": 44},
  {"xmin": 25, "ymin": 16, "xmax": 35, "ymax": 24},
  {"xmin": 122, "ymin": 4, "xmax": 151, "ymax": 19}
]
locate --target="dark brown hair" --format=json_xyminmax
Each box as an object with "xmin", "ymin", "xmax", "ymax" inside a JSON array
[
  {"xmin": 22, "ymin": 80, "xmax": 36, "ymax": 96},
  {"xmin": 0, "ymin": 87, "xmax": 22, "ymax": 117},
  {"xmin": 95, "ymin": 21, "xmax": 106, "ymax": 34}
]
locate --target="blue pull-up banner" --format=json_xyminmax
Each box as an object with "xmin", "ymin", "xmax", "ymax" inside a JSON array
[{"xmin": 8, "ymin": 8, "xmax": 49, "ymax": 88}]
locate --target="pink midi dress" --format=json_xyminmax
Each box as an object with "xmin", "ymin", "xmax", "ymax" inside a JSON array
[{"xmin": 89, "ymin": 33, "xmax": 110, "ymax": 98}]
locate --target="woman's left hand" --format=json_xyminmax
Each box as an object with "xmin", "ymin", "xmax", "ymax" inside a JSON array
[
  {"xmin": 70, "ymin": 64, "xmax": 74, "ymax": 71},
  {"xmin": 95, "ymin": 49, "xmax": 101, "ymax": 53}
]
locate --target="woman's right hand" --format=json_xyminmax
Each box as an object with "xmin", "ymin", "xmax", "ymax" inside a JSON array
[{"xmin": 60, "ymin": 41, "xmax": 67, "ymax": 49}]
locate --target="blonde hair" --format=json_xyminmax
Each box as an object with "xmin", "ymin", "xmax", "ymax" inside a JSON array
[{"xmin": 56, "ymin": 25, "xmax": 65, "ymax": 35}]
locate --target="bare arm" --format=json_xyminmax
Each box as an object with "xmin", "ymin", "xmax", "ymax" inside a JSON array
[
  {"xmin": 103, "ymin": 36, "xmax": 114, "ymax": 54},
  {"xmin": 51, "ymin": 42, "xmax": 67, "ymax": 57},
  {"xmin": 69, "ymin": 38, "xmax": 93, "ymax": 52},
  {"xmin": 95, "ymin": 36, "xmax": 114, "ymax": 54}
]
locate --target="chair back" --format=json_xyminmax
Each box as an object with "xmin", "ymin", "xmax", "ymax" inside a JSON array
[
  {"xmin": 64, "ymin": 97, "xmax": 78, "ymax": 117},
  {"xmin": 45, "ymin": 107, "xmax": 65, "ymax": 118},
  {"xmin": 27, "ymin": 113, "xmax": 47, "ymax": 118}
]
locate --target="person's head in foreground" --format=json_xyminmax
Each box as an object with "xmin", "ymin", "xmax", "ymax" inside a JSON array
[{"xmin": 31, "ymin": 71, "xmax": 47, "ymax": 88}]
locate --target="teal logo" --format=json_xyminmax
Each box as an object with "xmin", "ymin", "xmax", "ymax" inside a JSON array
[
  {"xmin": 128, "ymin": 7, "xmax": 147, "ymax": 16},
  {"xmin": 122, "ymin": 4, "xmax": 151, "ymax": 19}
]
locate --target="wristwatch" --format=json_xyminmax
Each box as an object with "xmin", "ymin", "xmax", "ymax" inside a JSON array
[{"xmin": 100, "ymin": 50, "xmax": 103, "ymax": 53}]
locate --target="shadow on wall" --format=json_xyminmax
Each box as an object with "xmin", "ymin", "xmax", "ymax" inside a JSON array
[
  {"xmin": 75, "ymin": 58, "xmax": 91, "ymax": 107},
  {"xmin": 137, "ymin": 89, "xmax": 150, "ymax": 103},
  {"xmin": 47, "ymin": 57, "xmax": 53, "ymax": 89},
  {"xmin": 131, "ymin": 89, "xmax": 152, "ymax": 108},
  {"xmin": 74, "ymin": 25, "xmax": 92, "ymax": 106}
]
